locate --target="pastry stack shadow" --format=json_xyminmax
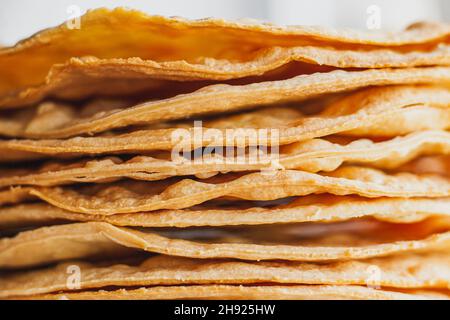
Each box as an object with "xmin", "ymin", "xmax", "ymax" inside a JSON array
[{"xmin": 0, "ymin": 8, "xmax": 450, "ymax": 300}]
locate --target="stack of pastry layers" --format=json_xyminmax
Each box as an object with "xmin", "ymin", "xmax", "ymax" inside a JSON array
[{"xmin": 0, "ymin": 8, "xmax": 450, "ymax": 300}]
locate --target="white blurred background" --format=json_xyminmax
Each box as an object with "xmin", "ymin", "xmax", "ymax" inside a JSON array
[{"xmin": 0, "ymin": 0, "xmax": 449, "ymax": 46}]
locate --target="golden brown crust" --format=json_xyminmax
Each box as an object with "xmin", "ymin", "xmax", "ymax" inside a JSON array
[
  {"xmin": 0, "ymin": 131, "xmax": 449, "ymax": 186},
  {"xmin": 2, "ymin": 253, "xmax": 450, "ymax": 298},
  {"xmin": 1, "ymin": 196, "xmax": 449, "ymax": 230},
  {"xmin": 1, "ymin": 76, "xmax": 449, "ymax": 139},
  {"xmin": 1, "ymin": 8, "xmax": 449, "ymax": 108},
  {"xmin": 2, "ymin": 219, "xmax": 450, "ymax": 268},
  {"xmin": 1, "ymin": 166, "xmax": 449, "ymax": 213},
  {"xmin": 17, "ymin": 285, "xmax": 449, "ymax": 300}
]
